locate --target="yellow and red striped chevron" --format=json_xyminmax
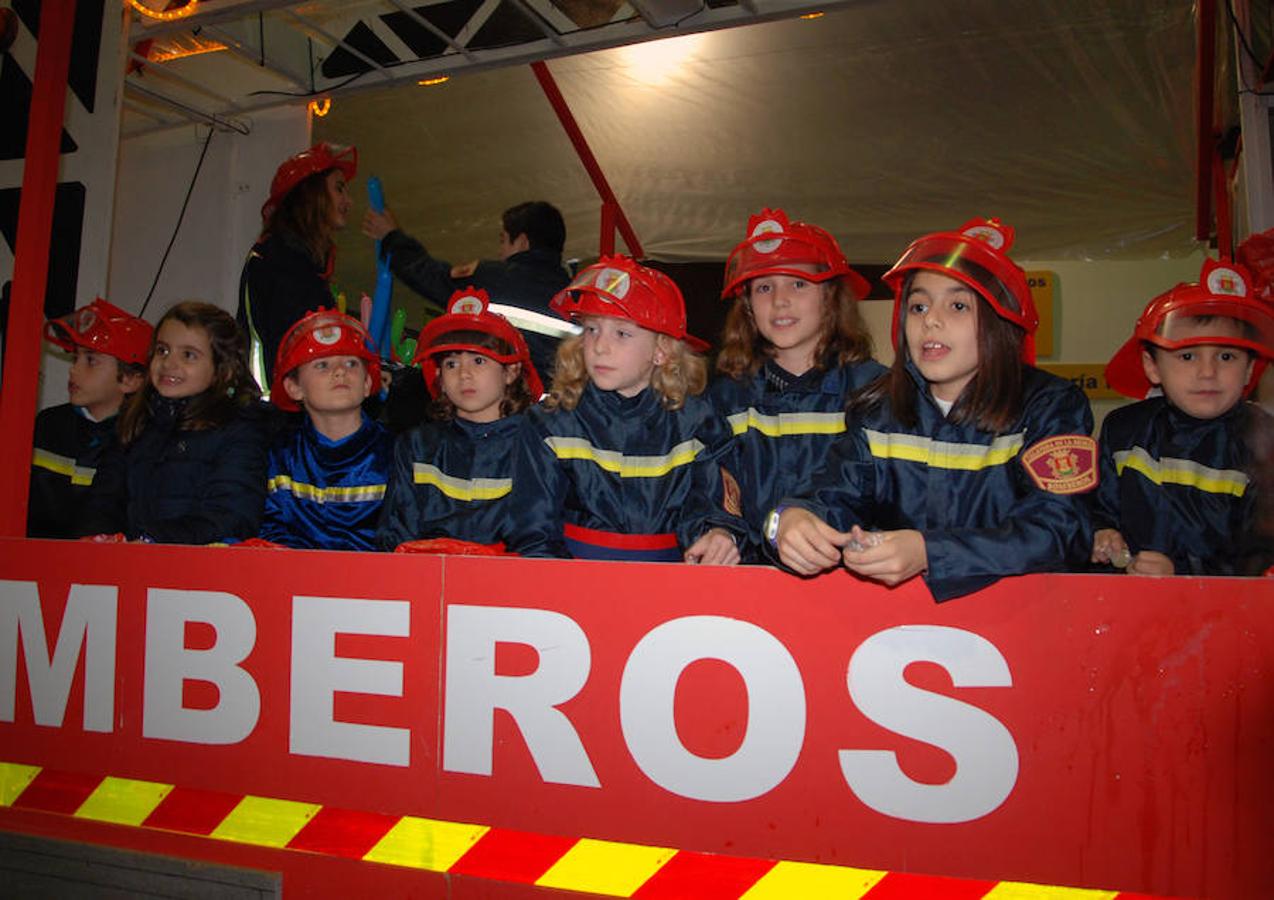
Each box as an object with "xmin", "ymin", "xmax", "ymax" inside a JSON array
[{"xmin": 0, "ymin": 761, "xmax": 1184, "ymax": 899}]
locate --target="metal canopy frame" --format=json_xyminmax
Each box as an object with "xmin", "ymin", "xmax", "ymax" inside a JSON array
[{"xmin": 122, "ymin": 0, "xmax": 856, "ymax": 134}]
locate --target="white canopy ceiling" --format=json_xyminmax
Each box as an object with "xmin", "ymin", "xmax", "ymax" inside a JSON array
[{"xmin": 124, "ymin": 0, "xmax": 1204, "ymax": 300}]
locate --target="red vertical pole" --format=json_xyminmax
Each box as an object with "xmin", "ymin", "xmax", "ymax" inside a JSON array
[
  {"xmin": 1213, "ymin": 143, "xmax": 1232, "ymax": 261},
  {"xmin": 0, "ymin": 1, "xmax": 78, "ymax": 537},
  {"xmin": 599, "ymin": 201, "xmax": 617, "ymax": 256},
  {"xmin": 1194, "ymin": 0, "xmax": 1216, "ymax": 242},
  {"xmin": 530, "ymin": 60, "xmax": 644, "ymax": 259}
]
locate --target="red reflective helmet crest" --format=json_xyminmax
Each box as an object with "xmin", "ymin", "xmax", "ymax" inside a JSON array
[
  {"xmin": 551, "ymin": 255, "xmax": 708, "ymax": 352},
  {"xmin": 721, "ymin": 208, "xmax": 870, "ymax": 301},
  {"xmin": 882, "ymin": 217, "xmax": 1038, "ymax": 364},
  {"xmin": 271, "ymin": 308, "xmax": 380, "ymax": 411},
  {"xmin": 415, "ymin": 288, "xmax": 544, "ymax": 400},
  {"xmin": 43, "ymin": 298, "xmax": 154, "ymax": 366},
  {"xmin": 1105, "ymin": 259, "xmax": 1274, "ymax": 398}
]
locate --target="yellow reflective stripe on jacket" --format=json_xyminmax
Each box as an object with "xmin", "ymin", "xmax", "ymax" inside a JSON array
[
  {"xmin": 412, "ymin": 464, "xmax": 512, "ymax": 501},
  {"xmin": 727, "ymin": 409, "xmax": 846, "ymax": 438},
  {"xmin": 31, "ymin": 448, "xmax": 96, "ymax": 486},
  {"xmin": 267, "ymin": 475, "xmax": 386, "ymax": 503},
  {"xmin": 1114, "ymin": 446, "xmax": 1249, "ymax": 497},
  {"xmin": 544, "ymin": 437, "xmax": 704, "ymax": 478},
  {"xmin": 864, "ymin": 430, "xmax": 1025, "ymax": 471}
]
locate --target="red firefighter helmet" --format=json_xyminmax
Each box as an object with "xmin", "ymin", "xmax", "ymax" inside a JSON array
[
  {"xmin": 415, "ymin": 288, "xmax": 544, "ymax": 400},
  {"xmin": 551, "ymin": 255, "xmax": 708, "ymax": 352},
  {"xmin": 262, "ymin": 142, "xmax": 357, "ymax": 222},
  {"xmin": 722, "ymin": 208, "xmax": 871, "ymax": 301},
  {"xmin": 882, "ymin": 218, "xmax": 1039, "ymax": 363},
  {"xmin": 1105, "ymin": 259, "xmax": 1274, "ymax": 399},
  {"xmin": 270, "ymin": 308, "xmax": 381, "ymax": 411},
  {"xmin": 44, "ymin": 298, "xmax": 153, "ymax": 366}
]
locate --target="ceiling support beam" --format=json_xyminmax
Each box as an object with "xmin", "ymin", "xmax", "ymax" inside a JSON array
[{"xmin": 531, "ymin": 60, "xmax": 643, "ymax": 258}]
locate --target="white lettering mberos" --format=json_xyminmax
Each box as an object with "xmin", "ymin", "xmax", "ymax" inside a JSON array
[
  {"xmin": 143, "ymin": 589, "xmax": 260, "ymax": 745},
  {"xmin": 620, "ymin": 615, "xmax": 805, "ymax": 802},
  {"xmin": 840, "ymin": 625, "xmax": 1019, "ymax": 824},
  {"xmin": 0, "ymin": 581, "xmax": 117, "ymax": 731},
  {"xmin": 290, "ymin": 596, "xmax": 410, "ymax": 766},
  {"xmin": 443, "ymin": 605, "xmax": 598, "ymax": 787}
]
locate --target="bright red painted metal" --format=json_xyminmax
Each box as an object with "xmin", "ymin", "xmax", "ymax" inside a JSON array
[
  {"xmin": 531, "ymin": 60, "xmax": 645, "ymax": 258},
  {"xmin": 0, "ymin": 540, "xmax": 1269, "ymax": 897},
  {"xmin": 0, "ymin": 1, "xmax": 77, "ymax": 537}
]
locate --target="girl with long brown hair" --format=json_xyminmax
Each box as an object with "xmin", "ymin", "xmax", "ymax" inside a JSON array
[
  {"xmin": 771, "ymin": 219, "xmax": 1096, "ymax": 601},
  {"xmin": 78, "ymin": 301, "xmax": 268, "ymax": 544},
  {"xmin": 709, "ymin": 208, "xmax": 883, "ymax": 561}
]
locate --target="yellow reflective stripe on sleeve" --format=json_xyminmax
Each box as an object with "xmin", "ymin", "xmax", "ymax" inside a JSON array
[
  {"xmin": 544, "ymin": 437, "xmax": 704, "ymax": 478},
  {"xmin": 536, "ymin": 837, "xmax": 676, "ymax": 895},
  {"xmin": 0, "ymin": 762, "xmax": 40, "ymax": 806},
  {"xmin": 75, "ymin": 776, "xmax": 173, "ymax": 826},
  {"xmin": 865, "ymin": 430, "xmax": 1024, "ymax": 471},
  {"xmin": 267, "ymin": 475, "xmax": 387, "ymax": 503},
  {"xmin": 741, "ymin": 860, "xmax": 886, "ymax": 899},
  {"xmin": 363, "ymin": 816, "xmax": 489, "ymax": 870},
  {"xmin": 31, "ymin": 448, "xmax": 96, "ymax": 486},
  {"xmin": 727, "ymin": 409, "xmax": 846, "ymax": 438},
  {"xmin": 412, "ymin": 463, "xmax": 512, "ymax": 501},
  {"xmin": 982, "ymin": 883, "xmax": 1118, "ymax": 900},
  {"xmin": 211, "ymin": 795, "xmax": 321, "ymax": 847},
  {"xmin": 1114, "ymin": 446, "xmax": 1249, "ymax": 497}
]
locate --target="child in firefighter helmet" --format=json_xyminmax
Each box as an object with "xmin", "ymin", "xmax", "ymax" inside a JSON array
[
  {"xmin": 258, "ymin": 309, "xmax": 392, "ymax": 551},
  {"xmin": 505, "ymin": 255, "xmax": 745, "ymax": 564},
  {"xmin": 30, "ymin": 299, "xmax": 152, "ymax": 538},
  {"xmin": 377, "ymin": 289, "xmax": 542, "ymax": 554},
  {"xmin": 1091, "ymin": 258, "xmax": 1274, "ymax": 575},
  {"xmin": 78, "ymin": 301, "xmax": 269, "ymax": 544},
  {"xmin": 710, "ymin": 209, "xmax": 884, "ymax": 560},
  {"xmin": 238, "ymin": 141, "xmax": 358, "ymax": 389},
  {"xmin": 773, "ymin": 219, "xmax": 1096, "ymax": 601}
]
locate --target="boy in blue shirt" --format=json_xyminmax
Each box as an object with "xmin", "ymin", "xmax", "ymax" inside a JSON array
[
  {"xmin": 1092, "ymin": 259, "xmax": 1274, "ymax": 575},
  {"xmin": 259, "ymin": 309, "xmax": 392, "ymax": 550}
]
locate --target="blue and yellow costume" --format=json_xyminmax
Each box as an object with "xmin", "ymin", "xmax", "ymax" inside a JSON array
[
  {"xmin": 377, "ymin": 415, "xmax": 522, "ymax": 550},
  {"xmin": 261, "ymin": 413, "xmax": 392, "ymax": 550},
  {"xmin": 1092, "ymin": 398, "xmax": 1268, "ymax": 575},
  {"xmin": 787, "ymin": 363, "xmax": 1095, "ymax": 600},
  {"xmin": 709, "ymin": 358, "xmax": 885, "ymax": 558},
  {"xmin": 29, "ymin": 405, "xmax": 117, "ymax": 539},
  {"xmin": 508, "ymin": 384, "xmax": 741, "ymax": 560}
]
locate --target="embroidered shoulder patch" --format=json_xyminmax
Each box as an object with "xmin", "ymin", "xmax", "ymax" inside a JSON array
[
  {"xmin": 450, "ymin": 260, "xmax": 479, "ymax": 279},
  {"xmin": 1021, "ymin": 434, "xmax": 1099, "ymax": 494},
  {"xmin": 720, "ymin": 466, "xmax": 743, "ymax": 516}
]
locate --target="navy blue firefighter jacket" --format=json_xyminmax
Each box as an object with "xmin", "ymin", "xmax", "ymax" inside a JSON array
[
  {"xmin": 785, "ymin": 363, "xmax": 1096, "ymax": 600},
  {"xmin": 377, "ymin": 414, "xmax": 524, "ymax": 550},
  {"xmin": 77, "ymin": 395, "xmax": 270, "ymax": 544},
  {"xmin": 709, "ymin": 358, "xmax": 886, "ymax": 560},
  {"xmin": 1091, "ymin": 396, "xmax": 1272, "ymax": 575},
  {"xmin": 260, "ymin": 413, "xmax": 393, "ymax": 551},
  {"xmin": 505, "ymin": 384, "xmax": 746, "ymax": 561}
]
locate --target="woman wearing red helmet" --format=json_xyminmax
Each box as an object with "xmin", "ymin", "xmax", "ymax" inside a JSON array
[
  {"xmin": 771, "ymin": 219, "xmax": 1097, "ymax": 601},
  {"xmin": 237, "ymin": 141, "xmax": 358, "ymax": 390},
  {"xmin": 710, "ymin": 208, "xmax": 884, "ymax": 561},
  {"xmin": 506, "ymin": 256, "xmax": 746, "ymax": 563}
]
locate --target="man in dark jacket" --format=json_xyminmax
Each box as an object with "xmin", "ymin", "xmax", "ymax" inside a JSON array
[{"xmin": 362, "ymin": 200, "xmax": 574, "ymax": 383}]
